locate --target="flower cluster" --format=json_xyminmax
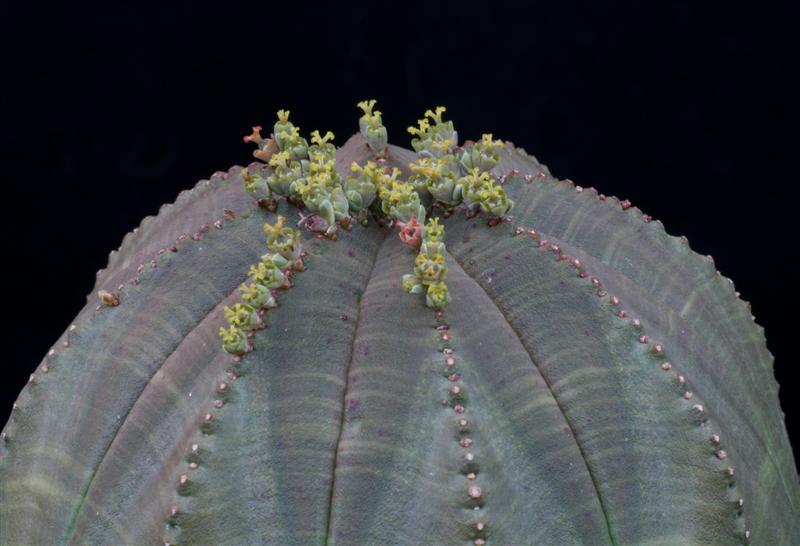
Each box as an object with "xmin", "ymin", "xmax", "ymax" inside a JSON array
[
  {"xmin": 407, "ymin": 106, "xmax": 457, "ymax": 157},
  {"xmin": 378, "ymin": 177, "xmax": 426, "ymax": 225},
  {"xmin": 461, "ymin": 167, "xmax": 514, "ymax": 217},
  {"xmin": 402, "ymin": 218, "xmax": 451, "ymax": 309},
  {"xmin": 460, "ymin": 133, "xmax": 505, "ymax": 172},
  {"xmin": 238, "ymin": 102, "xmax": 514, "ymax": 314},
  {"xmin": 243, "ymin": 111, "xmax": 354, "ymax": 234},
  {"xmin": 273, "ymin": 110, "xmax": 309, "ymax": 160},
  {"xmin": 219, "ymin": 216, "xmax": 302, "ymax": 355},
  {"xmin": 345, "ymin": 160, "xmax": 402, "ymax": 225},
  {"xmin": 241, "ymin": 110, "xmax": 307, "ymax": 199},
  {"xmin": 406, "ymin": 107, "xmax": 513, "ymax": 217},
  {"xmin": 357, "ymin": 99, "xmax": 388, "ymax": 156},
  {"xmin": 408, "ymin": 156, "xmax": 461, "ymax": 206},
  {"xmin": 293, "ymin": 131, "xmax": 350, "ymax": 234}
]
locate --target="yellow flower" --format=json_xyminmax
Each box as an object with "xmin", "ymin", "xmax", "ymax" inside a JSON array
[
  {"xmin": 310, "ymin": 130, "xmax": 335, "ymax": 145},
  {"xmin": 407, "ymin": 118, "xmax": 430, "ymax": 136},
  {"xmin": 424, "ymin": 106, "xmax": 447, "ymax": 124},
  {"xmin": 268, "ymin": 151, "xmax": 290, "ymax": 168},
  {"xmin": 357, "ymin": 99, "xmax": 377, "ymax": 115},
  {"xmin": 263, "ymin": 215, "xmax": 287, "ymax": 240}
]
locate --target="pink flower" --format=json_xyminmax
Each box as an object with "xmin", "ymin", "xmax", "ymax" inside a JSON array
[{"xmin": 397, "ymin": 217, "xmax": 423, "ymax": 249}]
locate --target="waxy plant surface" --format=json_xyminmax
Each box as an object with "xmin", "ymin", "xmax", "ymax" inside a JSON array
[{"xmin": 1, "ymin": 103, "xmax": 798, "ymax": 546}]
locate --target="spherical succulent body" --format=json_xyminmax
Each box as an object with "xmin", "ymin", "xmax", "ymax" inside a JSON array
[{"xmin": 1, "ymin": 103, "xmax": 798, "ymax": 545}]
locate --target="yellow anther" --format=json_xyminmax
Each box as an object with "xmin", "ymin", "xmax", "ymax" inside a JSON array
[
  {"xmin": 478, "ymin": 133, "xmax": 504, "ymax": 152},
  {"xmin": 424, "ymin": 106, "xmax": 447, "ymax": 124},
  {"xmin": 219, "ymin": 325, "xmax": 239, "ymax": 343},
  {"xmin": 407, "ymin": 118, "xmax": 431, "ymax": 136},
  {"xmin": 311, "ymin": 130, "xmax": 335, "ymax": 145},
  {"xmin": 276, "ymin": 109, "xmax": 290, "ymax": 122},
  {"xmin": 357, "ymin": 99, "xmax": 377, "ymax": 115},
  {"xmin": 268, "ymin": 150, "xmax": 290, "ymax": 168},
  {"xmin": 263, "ymin": 215, "xmax": 287, "ymax": 237},
  {"xmin": 429, "ymin": 138, "xmax": 454, "ymax": 153}
]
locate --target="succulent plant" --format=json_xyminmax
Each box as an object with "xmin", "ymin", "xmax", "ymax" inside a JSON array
[{"xmin": 1, "ymin": 101, "xmax": 798, "ymax": 546}]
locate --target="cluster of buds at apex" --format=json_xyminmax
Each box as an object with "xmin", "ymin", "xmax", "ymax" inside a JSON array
[
  {"xmin": 357, "ymin": 99, "xmax": 388, "ymax": 156},
  {"xmin": 405, "ymin": 106, "xmax": 507, "ymax": 218},
  {"xmin": 242, "ymin": 109, "xmax": 315, "ymax": 199},
  {"xmin": 461, "ymin": 168, "xmax": 513, "ymax": 218},
  {"xmin": 402, "ymin": 217, "xmax": 451, "ymax": 310},
  {"xmin": 243, "ymin": 112, "xmax": 356, "ymax": 235}
]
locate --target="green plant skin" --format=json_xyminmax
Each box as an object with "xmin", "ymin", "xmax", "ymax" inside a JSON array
[{"xmin": 0, "ymin": 131, "xmax": 798, "ymax": 546}]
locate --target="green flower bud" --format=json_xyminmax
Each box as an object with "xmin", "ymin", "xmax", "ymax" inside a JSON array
[
  {"xmin": 407, "ymin": 106, "xmax": 458, "ymax": 157},
  {"xmin": 461, "ymin": 168, "xmax": 494, "ymax": 204},
  {"xmin": 330, "ymin": 186, "xmax": 350, "ymax": 221},
  {"xmin": 266, "ymin": 152, "xmax": 304, "ymax": 196},
  {"xmin": 423, "ymin": 218, "xmax": 445, "ymax": 243},
  {"xmin": 408, "ymin": 157, "xmax": 461, "ymax": 205},
  {"xmin": 263, "ymin": 216, "xmax": 302, "ymax": 262},
  {"xmin": 273, "ymin": 110, "xmax": 294, "ymax": 148},
  {"xmin": 460, "ymin": 133, "xmax": 505, "ymax": 172},
  {"xmin": 344, "ymin": 180, "xmax": 376, "ymax": 211},
  {"xmin": 242, "ymin": 169, "xmax": 272, "ymax": 200},
  {"xmin": 273, "ymin": 110, "xmax": 308, "ymax": 160},
  {"xmin": 223, "ymin": 303, "xmax": 260, "ymax": 330},
  {"xmin": 357, "ymin": 100, "xmax": 388, "ymax": 155},
  {"xmin": 480, "ymin": 186, "xmax": 514, "ymax": 217},
  {"xmin": 363, "ymin": 124, "xmax": 388, "ymax": 155},
  {"xmin": 414, "ymin": 252, "xmax": 448, "ymax": 285},
  {"xmin": 240, "ymin": 282, "xmax": 275, "ymax": 309},
  {"xmin": 402, "ymin": 273, "xmax": 424, "ymax": 294},
  {"xmin": 307, "ymin": 130, "xmax": 336, "ymax": 161},
  {"xmin": 219, "ymin": 325, "xmax": 249, "ymax": 354},
  {"xmin": 284, "ymin": 134, "xmax": 309, "ymax": 162},
  {"xmin": 248, "ymin": 260, "xmax": 286, "ymax": 288},
  {"xmin": 420, "ymin": 240, "xmax": 445, "ymax": 256},
  {"xmin": 380, "ymin": 180, "xmax": 426, "ymax": 224},
  {"xmin": 426, "ymin": 281, "xmax": 450, "ymax": 309}
]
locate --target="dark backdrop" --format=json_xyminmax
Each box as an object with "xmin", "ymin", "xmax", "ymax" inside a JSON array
[{"xmin": 1, "ymin": 2, "xmax": 798, "ymax": 466}]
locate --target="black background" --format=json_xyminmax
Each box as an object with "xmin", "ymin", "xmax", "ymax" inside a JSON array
[{"xmin": 1, "ymin": 2, "xmax": 798, "ymax": 467}]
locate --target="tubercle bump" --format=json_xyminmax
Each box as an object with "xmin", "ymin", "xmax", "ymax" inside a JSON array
[{"xmin": 433, "ymin": 309, "xmax": 490, "ymax": 544}]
